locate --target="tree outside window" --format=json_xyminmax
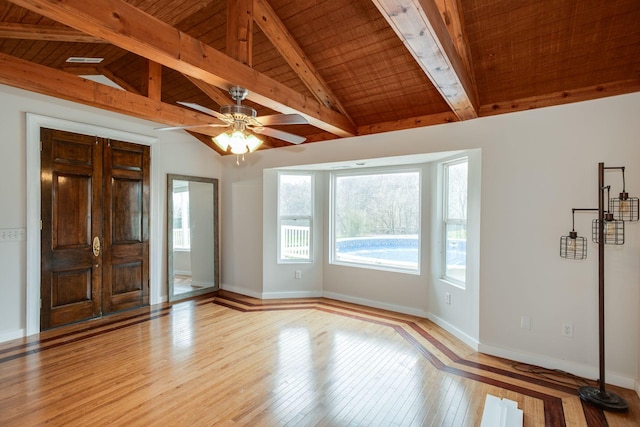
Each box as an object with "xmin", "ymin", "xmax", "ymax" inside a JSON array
[{"xmin": 332, "ymin": 170, "xmax": 420, "ymax": 273}]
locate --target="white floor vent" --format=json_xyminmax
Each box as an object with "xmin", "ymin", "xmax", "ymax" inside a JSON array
[{"xmin": 480, "ymin": 394, "xmax": 523, "ymax": 427}]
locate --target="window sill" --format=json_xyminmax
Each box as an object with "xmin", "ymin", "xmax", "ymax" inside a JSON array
[
  {"xmin": 331, "ymin": 260, "xmax": 420, "ymax": 276},
  {"xmin": 437, "ymin": 277, "xmax": 466, "ymax": 290}
]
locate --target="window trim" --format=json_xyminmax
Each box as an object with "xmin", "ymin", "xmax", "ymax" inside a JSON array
[
  {"xmin": 329, "ymin": 166, "xmax": 422, "ymax": 275},
  {"xmin": 441, "ymin": 157, "xmax": 468, "ymax": 286},
  {"xmin": 277, "ymin": 171, "xmax": 314, "ymax": 264}
]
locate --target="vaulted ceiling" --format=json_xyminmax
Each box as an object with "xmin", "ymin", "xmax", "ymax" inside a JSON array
[{"xmin": 0, "ymin": 0, "xmax": 639, "ymax": 154}]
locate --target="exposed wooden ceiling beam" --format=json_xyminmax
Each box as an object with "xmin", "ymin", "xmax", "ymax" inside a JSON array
[
  {"xmin": 253, "ymin": 0, "xmax": 354, "ymax": 123},
  {"xmin": 358, "ymin": 111, "xmax": 458, "ymax": 135},
  {"xmin": 0, "ymin": 52, "xmax": 222, "ymax": 143},
  {"xmin": 99, "ymin": 67, "xmax": 141, "ymax": 94},
  {"xmin": 183, "ymin": 75, "xmax": 233, "ymax": 107},
  {"xmin": 0, "ymin": 22, "xmax": 105, "ymax": 43},
  {"xmin": 433, "ymin": 0, "xmax": 476, "ymax": 87},
  {"xmin": 227, "ymin": 0, "xmax": 253, "ymax": 67},
  {"xmin": 479, "ymin": 79, "xmax": 640, "ymax": 117},
  {"xmin": 141, "ymin": 60, "xmax": 162, "ymax": 101},
  {"xmin": 6, "ymin": 0, "xmax": 355, "ymax": 138},
  {"xmin": 60, "ymin": 65, "xmax": 141, "ymax": 94},
  {"xmin": 371, "ymin": 0, "xmax": 478, "ymax": 120}
]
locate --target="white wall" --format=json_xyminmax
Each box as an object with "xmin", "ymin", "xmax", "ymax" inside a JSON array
[
  {"xmin": 262, "ymin": 169, "xmax": 324, "ymax": 299},
  {"xmin": 220, "ymin": 92, "xmax": 640, "ymax": 388},
  {"xmin": 0, "ymin": 83, "xmax": 221, "ymax": 341},
  {"xmin": 2, "ymin": 81, "xmax": 637, "ymax": 389}
]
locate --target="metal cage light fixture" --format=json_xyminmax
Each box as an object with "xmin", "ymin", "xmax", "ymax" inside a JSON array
[
  {"xmin": 609, "ymin": 167, "xmax": 639, "ymax": 222},
  {"xmin": 559, "ymin": 209, "xmax": 587, "ymax": 260},
  {"xmin": 559, "ymin": 163, "xmax": 638, "ymax": 412},
  {"xmin": 592, "ymin": 187, "xmax": 624, "ymax": 245}
]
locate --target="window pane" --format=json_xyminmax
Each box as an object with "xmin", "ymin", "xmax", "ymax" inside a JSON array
[
  {"xmin": 280, "ymin": 219, "xmax": 311, "ymax": 260},
  {"xmin": 279, "ymin": 174, "xmax": 312, "ymax": 216},
  {"xmin": 334, "ymin": 171, "xmax": 420, "ymax": 271},
  {"xmin": 278, "ymin": 173, "xmax": 313, "ymax": 262},
  {"xmin": 446, "ymin": 162, "xmax": 468, "ymax": 220},
  {"xmin": 173, "ymin": 190, "xmax": 190, "ymax": 249},
  {"xmin": 445, "ymin": 223, "xmax": 466, "ymax": 282}
]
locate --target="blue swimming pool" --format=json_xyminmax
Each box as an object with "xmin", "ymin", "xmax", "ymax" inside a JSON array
[
  {"xmin": 335, "ymin": 236, "xmax": 466, "ymax": 269},
  {"xmin": 336, "ymin": 236, "xmax": 419, "ymax": 268}
]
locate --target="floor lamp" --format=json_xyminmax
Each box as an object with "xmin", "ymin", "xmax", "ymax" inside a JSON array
[{"xmin": 559, "ymin": 162, "xmax": 638, "ymax": 412}]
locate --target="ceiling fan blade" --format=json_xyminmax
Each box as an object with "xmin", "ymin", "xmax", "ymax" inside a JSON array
[
  {"xmin": 177, "ymin": 101, "xmax": 231, "ymax": 123},
  {"xmin": 252, "ymin": 126, "xmax": 306, "ymax": 144},
  {"xmin": 155, "ymin": 123, "xmax": 229, "ymax": 131},
  {"xmin": 255, "ymin": 113, "xmax": 308, "ymax": 126}
]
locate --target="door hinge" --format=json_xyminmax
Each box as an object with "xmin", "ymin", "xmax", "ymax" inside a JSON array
[
  {"xmin": 39, "ymin": 298, "xmax": 42, "ymax": 309},
  {"xmin": 40, "ymin": 141, "xmax": 42, "ymax": 151},
  {"xmin": 40, "ymin": 220, "xmax": 43, "ymax": 230}
]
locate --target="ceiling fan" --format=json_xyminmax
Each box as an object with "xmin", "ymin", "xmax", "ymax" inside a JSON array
[{"xmin": 157, "ymin": 86, "xmax": 308, "ymax": 154}]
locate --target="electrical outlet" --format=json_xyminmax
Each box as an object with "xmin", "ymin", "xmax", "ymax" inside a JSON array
[
  {"xmin": 562, "ymin": 323, "xmax": 573, "ymax": 337},
  {"xmin": 520, "ymin": 315, "xmax": 531, "ymax": 330},
  {"xmin": 445, "ymin": 292, "xmax": 451, "ymax": 304},
  {"xmin": 295, "ymin": 270, "xmax": 302, "ymax": 279}
]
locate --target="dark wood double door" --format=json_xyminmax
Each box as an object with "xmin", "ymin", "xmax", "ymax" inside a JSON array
[{"xmin": 40, "ymin": 128, "xmax": 150, "ymax": 330}]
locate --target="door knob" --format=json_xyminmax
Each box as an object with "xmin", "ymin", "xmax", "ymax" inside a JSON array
[{"xmin": 92, "ymin": 236, "xmax": 100, "ymax": 257}]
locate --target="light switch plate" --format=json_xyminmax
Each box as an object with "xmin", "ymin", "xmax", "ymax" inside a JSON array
[{"xmin": 0, "ymin": 228, "xmax": 26, "ymax": 241}]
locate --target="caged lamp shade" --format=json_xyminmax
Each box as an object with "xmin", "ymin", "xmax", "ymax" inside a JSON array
[
  {"xmin": 592, "ymin": 214, "xmax": 624, "ymax": 245},
  {"xmin": 560, "ymin": 231, "xmax": 587, "ymax": 260},
  {"xmin": 610, "ymin": 191, "xmax": 639, "ymax": 222}
]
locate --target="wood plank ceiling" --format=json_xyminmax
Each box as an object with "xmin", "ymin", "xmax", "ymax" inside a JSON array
[{"xmin": 0, "ymin": 0, "xmax": 638, "ymax": 154}]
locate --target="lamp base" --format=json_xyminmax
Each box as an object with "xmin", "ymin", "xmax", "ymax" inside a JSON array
[{"xmin": 578, "ymin": 386, "xmax": 628, "ymax": 412}]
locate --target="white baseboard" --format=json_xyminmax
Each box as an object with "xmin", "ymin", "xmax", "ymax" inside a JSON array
[
  {"xmin": 220, "ymin": 283, "xmax": 263, "ymax": 299},
  {"xmin": 478, "ymin": 343, "xmax": 635, "ymax": 390},
  {"xmin": 262, "ymin": 290, "xmax": 323, "ymax": 299},
  {"xmin": 322, "ymin": 291, "xmax": 429, "ymax": 318},
  {"xmin": 0, "ymin": 328, "xmax": 25, "ymax": 343},
  {"xmin": 427, "ymin": 313, "xmax": 479, "ymax": 351}
]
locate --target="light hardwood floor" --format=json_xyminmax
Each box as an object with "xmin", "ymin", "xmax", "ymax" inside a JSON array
[{"xmin": 0, "ymin": 291, "xmax": 638, "ymax": 426}]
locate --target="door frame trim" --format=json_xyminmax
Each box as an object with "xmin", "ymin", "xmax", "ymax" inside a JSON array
[{"xmin": 26, "ymin": 113, "xmax": 158, "ymax": 336}]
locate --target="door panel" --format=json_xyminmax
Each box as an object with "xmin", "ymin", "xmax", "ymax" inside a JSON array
[
  {"xmin": 41, "ymin": 129, "xmax": 102, "ymax": 330},
  {"xmin": 112, "ymin": 178, "xmax": 143, "ymax": 242},
  {"xmin": 41, "ymin": 129, "xmax": 150, "ymax": 329},
  {"xmin": 102, "ymin": 139, "xmax": 150, "ymax": 314},
  {"xmin": 53, "ymin": 174, "xmax": 91, "ymax": 248},
  {"xmin": 51, "ymin": 269, "xmax": 92, "ymax": 306}
]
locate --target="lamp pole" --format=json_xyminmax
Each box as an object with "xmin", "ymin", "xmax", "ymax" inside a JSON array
[{"xmin": 577, "ymin": 162, "xmax": 628, "ymax": 411}]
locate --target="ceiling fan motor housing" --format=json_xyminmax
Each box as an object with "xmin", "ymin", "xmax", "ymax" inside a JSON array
[{"xmin": 221, "ymin": 104, "xmax": 257, "ymax": 119}]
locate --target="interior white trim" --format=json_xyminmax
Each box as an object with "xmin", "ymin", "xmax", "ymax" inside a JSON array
[
  {"xmin": 427, "ymin": 312, "xmax": 479, "ymax": 351},
  {"xmin": 25, "ymin": 113, "xmax": 158, "ymax": 336},
  {"xmin": 478, "ymin": 342, "xmax": 635, "ymax": 390},
  {"xmin": 221, "ymin": 283, "xmax": 263, "ymax": 299},
  {"xmin": 262, "ymin": 291, "xmax": 323, "ymax": 299},
  {"xmin": 0, "ymin": 329, "xmax": 25, "ymax": 343},
  {"xmin": 322, "ymin": 291, "xmax": 429, "ymax": 318}
]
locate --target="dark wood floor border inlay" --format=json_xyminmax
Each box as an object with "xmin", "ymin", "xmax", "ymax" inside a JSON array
[
  {"xmin": 1, "ymin": 292, "xmax": 610, "ymax": 426},
  {"xmin": 216, "ymin": 294, "xmax": 587, "ymax": 394},
  {"xmin": 212, "ymin": 294, "xmax": 614, "ymax": 427},
  {"xmin": 0, "ymin": 296, "xmax": 216, "ymax": 364}
]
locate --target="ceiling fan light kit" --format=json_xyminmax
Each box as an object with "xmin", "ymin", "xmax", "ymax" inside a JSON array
[{"xmin": 158, "ymin": 86, "xmax": 308, "ymax": 164}]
